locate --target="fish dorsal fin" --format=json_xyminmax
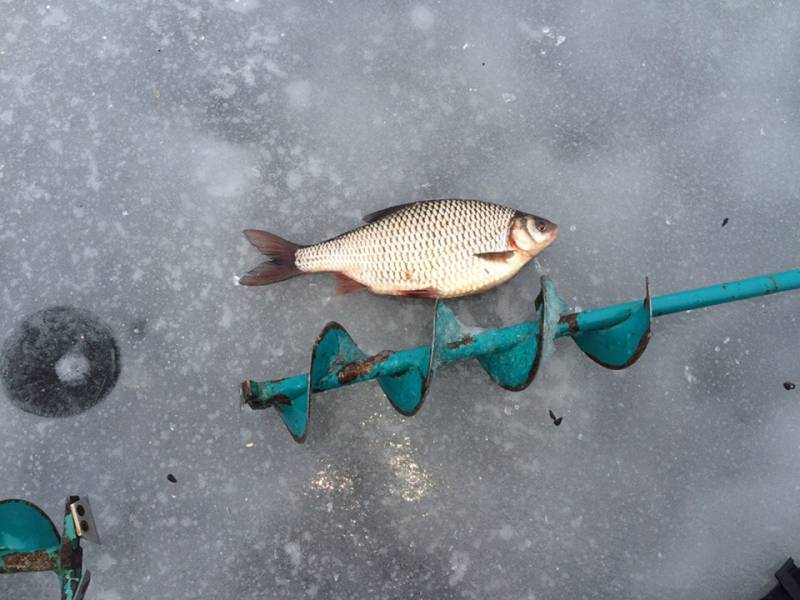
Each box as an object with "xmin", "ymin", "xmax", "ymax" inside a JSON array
[
  {"xmin": 361, "ymin": 201, "xmax": 419, "ymax": 223},
  {"xmin": 362, "ymin": 199, "xmax": 490, "ymax": 223}
]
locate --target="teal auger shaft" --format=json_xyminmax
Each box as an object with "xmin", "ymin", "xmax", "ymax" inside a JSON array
[
  {"xmin": 243, "ymin": 268, "xmax": 800, "ymax": 441},
  {"xmin": 570, "ymin": 268, "xmax": 800, "ymax": 334}
]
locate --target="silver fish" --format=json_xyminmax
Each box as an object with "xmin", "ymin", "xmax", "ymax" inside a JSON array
[{"xmin": 240, "ymin": 198, "xmax": 557, "ymax": 298}]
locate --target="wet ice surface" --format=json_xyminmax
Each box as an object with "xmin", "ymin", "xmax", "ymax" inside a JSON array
[{"xmin": 2, "ymin": 1, "xmax": 800, "ymax": 599}]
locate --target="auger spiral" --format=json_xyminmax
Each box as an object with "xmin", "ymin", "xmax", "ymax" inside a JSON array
[{"xmin": 242, "ymin": 269, "xmax": 800, "ymax": 442}]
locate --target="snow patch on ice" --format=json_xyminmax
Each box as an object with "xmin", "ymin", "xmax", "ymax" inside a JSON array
[
  {"xmin": 285, "ymin": 80, "xmax": 312, "ymax": 110},
  {"xmin": 411, "ymin": 5, "xmax": 435, "ymax": 30},
  {"xmin": 448, "ymin": 551, "xmax": 470, "ymax": 586},
  {"xmin": 226, "ymin": 0, "xmax": 260, "ymax": 13},
  {"xmin": 41, "ymin": 6, "xmax": 69, "ymax": 27},
  {"xmin": 284, "ymin": 541, "xmax": 302, "ymax": 568},
  {"xmin": 192, "ymin": 137, "xmax": 260, "ymax": 200},
  {"xmin": 96, "ymin": 553, "xmax": 118, "ymax": 572}
]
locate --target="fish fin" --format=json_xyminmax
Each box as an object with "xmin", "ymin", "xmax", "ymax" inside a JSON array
[
  {"xmin": 239, "ymin": 261, "xmax": 303, "ymax": 286},
  {"xmin": 333, "ymin": 273, "xmax": 369, "ymax": 295},
  {"xmin": 244, "ymin": 229, "xmax": 302, "ymax": 259},
  {"xmin": 400, "ymin": 287, "xmax": 440, "ymax": 299},
  {"xmin": 361, "ymin": 202, "xmax": 418, "ymax": 223},
  {"xmin": 240, "ymin": 230, "xmax": 303, "ymax": 286},
  {"xmin": 475, "ymin": 250, "xmax": 515, "ymax": 263}
]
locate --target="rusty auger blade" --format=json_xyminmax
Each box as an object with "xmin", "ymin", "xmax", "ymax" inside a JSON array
[
  {"xmin": 242, "ymin": 268, "xmax": 800, "ymax": 443},
  {"xmin": 0, "ymin": 496, "xmax": 100, "ymax": 600}
]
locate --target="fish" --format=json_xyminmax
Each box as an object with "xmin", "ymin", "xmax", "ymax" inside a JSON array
[{"xmin": 239, "ymin": 198, "xmax": 558, "ymax": 299}]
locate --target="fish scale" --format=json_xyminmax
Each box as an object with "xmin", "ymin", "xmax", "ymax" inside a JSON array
[{"xmin": 295, "ymin": 199, "xmax": 517, "ymax": 297}]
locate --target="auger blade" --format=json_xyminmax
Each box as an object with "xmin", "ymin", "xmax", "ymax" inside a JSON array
[
  {"xmin": 573, "ymin": 279, "xmax": 652, "ymax": 369},
  {"xmin": 478, "ymin": 276, "xmax": 568, "ymax": 390},
  {"xmin": 538, "ymin": 276, "xmax": 569, "ymax": 364},
  {"xmin": 378, "ymin": 366, "xmax": 427, "ymax": 416},
  {"xmin": 310, "ymin": 322, "xmax": 366, "ymax": 390},
  {"xmin": 307, "ymin": 320, "xmax": 427, "ymax": 418},
  {"xmin": 71, "ymin": 570, "xmax": 91, "ymax": 600},
  {"xmin": 1, "ymin": 496, "xmax": 98, "ymax": 600},
  {"xmin": 273, "ymin": 394, "xmax": 310, "ymax": 442},
  {"xmin": 279, "ymin": 321, "xmax": 368, "ymax": 443},
  {"xmin": 478, "ymin": 337, "xmax": 537, "ymax": 391},
  {"xmin": 60, "ymin": 495, "xmax": 96, "ymax": 600},
  {"xmin": 69, "ymin": 497, "xmax": 99, "ymax": 545},
  {"xmin": 430, "ymin": 300, "xmax": 479, "ymax": 367},
  {"xmin": 60, "ymin": 557, "xmax": 87, "ymax": 600},
  {"xmin": 379, "ymin": 300, "xmax": 475, "ymax": 416},
  {"xmin": 0, "ymin": 499, "xmax": 60, "ymax": 561}
]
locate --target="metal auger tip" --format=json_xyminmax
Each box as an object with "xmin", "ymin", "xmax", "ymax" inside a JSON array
[
  {"xmin": 69, "ymin": 496, "xmax": 100, "ymax": 545},
  {"xmin": 75, "ymin": 571, "xmax": 92, "ymax": 600}
]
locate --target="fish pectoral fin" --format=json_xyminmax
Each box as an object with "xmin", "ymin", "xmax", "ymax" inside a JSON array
[
  {"xmin": 333, "ymin": 273, "xmax": 369, "ymax": 295},
  {"xmin": 400, "ymin": 287, "xmax": 440, "ymax": 299},
  {"xmin": 475, "ymin": 250, "xmax": 516, "ymax": 263}
]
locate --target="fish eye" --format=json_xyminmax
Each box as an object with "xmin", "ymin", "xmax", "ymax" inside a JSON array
[{"xmin": 536, "ymin": 222, "xmax": 547, "ymax": 233}]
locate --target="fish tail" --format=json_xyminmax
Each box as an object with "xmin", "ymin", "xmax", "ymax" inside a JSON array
[{"xmin": 240, "ymin": 229, "xmax": 304, "ymax": 286}]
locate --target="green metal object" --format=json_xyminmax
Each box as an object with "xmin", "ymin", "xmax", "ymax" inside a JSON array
[
  {"xmin": 242, "ymin": 268, "xmax": 800, "ymax": 442},
  {"xmin": 0, "ymin": 496, "xmax": 99, "ymax": 600}
]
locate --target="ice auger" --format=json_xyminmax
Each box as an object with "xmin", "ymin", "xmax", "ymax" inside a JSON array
[{"xmin": 242, "ymin": 269, "xmax": 800, "ymax": 442}]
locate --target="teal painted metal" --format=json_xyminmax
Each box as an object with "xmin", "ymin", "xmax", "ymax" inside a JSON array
[
  {"xmin": 242, "ymin": 268, "xmax": 800, "ymax": 442},
  {"xmin": 0, "ymin": 499, "xmax": 60, "ymax": 554},
  {"xmin": 0, "ymin": 496, "xmax": 98, "ymax": 600},
  {"xmin": 573, "ymin": 279, "xmax": 652, "ymax": 369}
]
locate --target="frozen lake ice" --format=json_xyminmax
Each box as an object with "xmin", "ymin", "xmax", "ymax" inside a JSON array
[{"xmin": 1, "ymin": 2, "xmax": 800, "ymax": 599}]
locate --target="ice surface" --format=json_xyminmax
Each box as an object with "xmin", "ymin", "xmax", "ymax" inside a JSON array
[{"xmin": 1, "ymin": 2, "xmax": 800, "ymax": 599}]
